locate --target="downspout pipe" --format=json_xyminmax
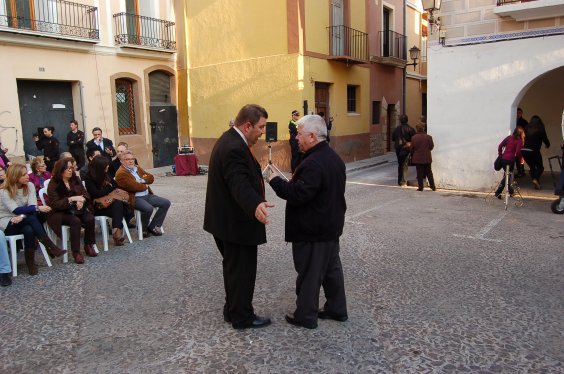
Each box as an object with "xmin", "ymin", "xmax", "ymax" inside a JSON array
[{"xmin": 402, "ymin": 0, "xmax": 407, "ymax": 115}]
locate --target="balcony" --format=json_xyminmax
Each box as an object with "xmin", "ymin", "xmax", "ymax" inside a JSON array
[
  {"xmin": 495, "ymin": 0, "xmax": 564, "ymax": 21},
  {"xmin": 113, "ymin": 12, "xmax": 176, "ymax": 52},
  {"xmin": 0, "ymin": 0, "xmax": 99, "ymax": 41},
  {"xmin": 327, "ymin": 25, "xmax": 368, "ymax": 64},
  {"xmin": 369, "ymin": 30, "xmax": 406, "ymax": 68}
]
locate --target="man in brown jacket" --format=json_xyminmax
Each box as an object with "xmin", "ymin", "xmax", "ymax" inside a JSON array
[
  {"xmin": 115, "ymin": 150, "xmax": 170, "ymax": 236},
  {"xmin": 410, "ymin": 123, "xmax": 436, "ymax": 191}
]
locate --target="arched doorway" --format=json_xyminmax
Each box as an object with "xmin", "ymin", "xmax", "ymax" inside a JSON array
[
  {"xmin": 514, "ymin": 65, "xmax": 564, "ymax": 195},
  {"xmin": 148, "ymin": 70, "xmax": 178, "ymax": 167}
]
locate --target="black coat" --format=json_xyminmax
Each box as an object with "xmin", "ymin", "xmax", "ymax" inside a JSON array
[
  {"xmin": 269, "ymin": 141, "xmax": 346, "ymax": 243},
  {"xmin": 203, "ymin": 128, "xmax": 266, "ymax": 246},
  {"xmin": 35, "ymin": 136, "xmax": 60, "ymax": 161},
  {"xmin": 86, "ymin": 138, "xmax": 116, "ymax": 160}
]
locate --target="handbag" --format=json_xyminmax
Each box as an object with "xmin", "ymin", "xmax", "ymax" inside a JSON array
[
  {"xmin": 94, "ymin": 188, "xmax": 129, "ymax": 210},
  {"xmin": 494, "ymin": 154, "xmax": 503, "ymax": 171}
]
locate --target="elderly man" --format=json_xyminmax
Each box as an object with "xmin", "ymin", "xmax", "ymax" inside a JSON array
[
  {"xmin": 268, "ymin": 114, "xmax": 348, "ymax": 329},
  {"xmin": 204, "ymin": 104, "xmax": 273, "ymax": 330},
  {"xmin": 115, "ymin": 150, "xmax": 170, "ymax": 237},
  {"xmin": 86, "ymin": 127, "xmax": 116, "ymax": 161}
]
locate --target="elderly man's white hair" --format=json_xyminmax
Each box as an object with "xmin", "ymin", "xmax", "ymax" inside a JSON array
[{"xmin": 296, "ymin": 115, "xmax": 327, "ymax": 141}]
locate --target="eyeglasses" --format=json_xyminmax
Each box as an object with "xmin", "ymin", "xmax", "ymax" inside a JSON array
[
  {"xmin": 123, "ymin": 158, "xmax": 135, "ymax": 161},
  {"xmin": 66, "ymin": 166, "xmax": 74, "ymax": 171}
]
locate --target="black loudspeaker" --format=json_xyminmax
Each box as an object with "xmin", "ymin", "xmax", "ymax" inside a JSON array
[{"xmin": 265, "ymin": 122, "xmax": 277, "ymax": 142}]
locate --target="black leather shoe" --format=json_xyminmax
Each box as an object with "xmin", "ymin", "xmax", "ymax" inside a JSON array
[
  {"xmin": 318, "ymin": 309, "xmax": 348, "ymax": 322},
  {"xmin": 233, "ymin": 315, "xmax": 271, "ymax": 329},
  {"xmin": 148, "ymin": 227, "xmax": 163, "ymax": 236},
  {"xmin": 224, "ymin": 314, "xmax": 231, "ymax": 323},
  {"xmin": 285, "ymin": 313, "xmax": 317, "ymax": 329},
  {"xmin": 0, "ymin": 273, "xmax": 12, "ymax": 287},
  {"xmin": 127, "ymin": 222, "xmax": 136, "ymax": 229},
  {"xmin": 142, "ymin": 230, "xmax": 151, "ymax": 238}
]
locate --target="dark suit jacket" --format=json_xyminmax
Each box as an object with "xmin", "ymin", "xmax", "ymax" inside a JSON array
[
  {"xmin": 86, "ymin": 138, "xmax": 116, "ymax": 160},
  {"xmin": 204, "ymin": 127, "xmax": 266, "ymax": 246}
]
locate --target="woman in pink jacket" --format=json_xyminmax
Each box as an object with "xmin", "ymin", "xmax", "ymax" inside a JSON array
[{"xmin": 495, "ymin": 127, "xmax": 524, "ymax": 198}]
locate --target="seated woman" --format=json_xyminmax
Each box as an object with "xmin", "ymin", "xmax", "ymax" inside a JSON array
[
  {"xmin": 0, "ymin": 164, "xmax": 65, "ymax": 275},
  {"xmin": 0, "ymin": 230, "xmax": 13, "ymax": 286},
  {"xmin": 84, "ymin": 156, "xmax": 127, "ymax": 246},
  {"xmin": 47, "ymin": 157, "xmax": 97, "ymax": 264},
  {"xmin": 28, "ymin": 158, "xmax": 51, "ymax": 203}
]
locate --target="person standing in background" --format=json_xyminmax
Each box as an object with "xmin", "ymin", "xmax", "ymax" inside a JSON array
[
  {"xmin": 521, "ymin": 115, "xmax": 550, "ymax": 190},
  {"xmin": 86, "ymin": 127, "xmax": 116, "ymax": 161},
  {"xmin": 34, "ymin": 127, "xmax": 60, "ymax": 172},
  {"xmin": 514, "ymin": 108, "xmax": 528, "ymax": 178},
  {"xmin": 289, "ymin": 110, "xmax": 301, "ymax": 173},
  {"xmin": 67, "ymin": 120, "xmax": 85, "ymax": 169},
  {"xmin": 391, "ymin": 114, "xmax": 416, "ymax": 187},
  {"xmin": 410, "ymin": 123, "xmax": 436, "ymax": 191}
]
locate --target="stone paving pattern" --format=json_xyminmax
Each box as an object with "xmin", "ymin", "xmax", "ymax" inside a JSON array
[{"xmin": 0, "ymin": 158, "xmax": 563, "ymax": 373}]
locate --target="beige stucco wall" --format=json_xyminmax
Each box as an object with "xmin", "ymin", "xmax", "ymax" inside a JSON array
[
  {"xmin": 0, "ymin": 0, "xmax": 177, "ymax": 167},
  {"xmin": 305, "ymin": 0, "xmax": 330, "ymax": 54}
]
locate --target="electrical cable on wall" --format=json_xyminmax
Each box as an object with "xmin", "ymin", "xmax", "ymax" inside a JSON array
[{"xmin": 0, "ymin": 111, "xmax": 18, "ymax": 156}]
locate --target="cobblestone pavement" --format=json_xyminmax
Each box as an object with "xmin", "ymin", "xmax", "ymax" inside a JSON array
[{"xmin": 0, "ymin": 160, "xmax": 562, "ymax": 373}]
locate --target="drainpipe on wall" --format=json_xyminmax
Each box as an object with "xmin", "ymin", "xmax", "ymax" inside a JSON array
[
  {"xmin": 402, "ymin": 0, "xmax": 407, "ymax": 115},
  {"xmin": 79, "ymin": 81, "xmax": 87, "ymax": 133}
]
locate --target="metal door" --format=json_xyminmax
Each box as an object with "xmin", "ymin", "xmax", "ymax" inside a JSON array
[
  {"xmin": 149, "ymin": 105, "xmax": 178, "ymax": 167},
  {"xmin": 17, "ymin": 80, "xmax": 74, "ymax": 159}
]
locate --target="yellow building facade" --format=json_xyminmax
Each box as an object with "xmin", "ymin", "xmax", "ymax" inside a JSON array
[{"xmin": 183, "ymin": 0, "xmax": 372, "ymax": 169}]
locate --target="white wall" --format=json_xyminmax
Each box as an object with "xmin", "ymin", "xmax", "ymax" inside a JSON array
[{"xmin": 427, "ymin": 35, "xmax": 564, "ymax": 190}]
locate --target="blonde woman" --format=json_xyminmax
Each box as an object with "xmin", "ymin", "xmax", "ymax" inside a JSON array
[{"xmin": 0, "ymin": 164, "xmax": 65, "ymax": 275}]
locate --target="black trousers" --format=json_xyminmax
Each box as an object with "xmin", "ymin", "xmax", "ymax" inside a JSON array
[
  {"xmin": 415, "ymin": 163, "xmax": 435, "ymax": 190},
  {"xmin": 495, "ymin": 159, "xmax": 515, "ymax": 196},
  {"xmin": 521, "ymin": 149, "xmax": 544, "ymax": 181},
  {"xmin": 94, "ymin": 201, "xmax": 126, "ymax": 229},
  {"xmin": 213, "ymin": 236, "xmax": 257, "ymax": 326},
  {"xmin": 292, "ymin": 240, "xmax": 347, "ymax": 326},
  {"xmin": 5, "ymin": 213, "xmax": 48, "ymax": 248},
  {"xmin": 395, "ymin": 147, "xmax": 410, "ymax": 185}
]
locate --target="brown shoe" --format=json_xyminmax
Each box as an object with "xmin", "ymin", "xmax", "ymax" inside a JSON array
[
  {"xmin": 38, "ymin": 235, "xmax": 66, "ymax": 258},
  {"xmin": 24, "ymin": 248, "xmax": 38, "ymax": 275},
  {"xmin": 112, "ymin": 228, "xmax": 125, "ymax": 246},
  {"xmin": 72, "ymin": 251, "xmax": 85, "ymax": 264},
  {"xmin": 84, "ymin": 244, "xmax": 97, "ymax": 257}
]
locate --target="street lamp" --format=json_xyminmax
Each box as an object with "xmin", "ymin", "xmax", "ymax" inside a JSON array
[
  {"xmin": 405, "ymin": 46, "xmax": 421, "ymax": 70},
  {"xmin": 422, "ymin": 0, "xmax": 442, "ymax": 34}
]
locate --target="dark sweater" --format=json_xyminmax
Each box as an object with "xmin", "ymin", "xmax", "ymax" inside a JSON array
[{"xmin": 269, "ymin": 141, "xmax": 346, "ymax": 243}]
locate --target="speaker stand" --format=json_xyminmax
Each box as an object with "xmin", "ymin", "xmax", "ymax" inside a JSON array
[{"xmin": 262, "ymin": 143, "xmax": 288, "ymax": 181}]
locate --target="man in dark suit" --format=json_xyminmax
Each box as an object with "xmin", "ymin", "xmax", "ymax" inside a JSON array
[
  {"xmin": 204, "ymin": 104, "xmax": 274, "ymax": 330},
  {"xmin": 85, "ymin": 127, "xmax": 116, "ymax": 161},
  {"xmin": 268, "ymin": 114, "xmax": 347, "ymax": 329}
]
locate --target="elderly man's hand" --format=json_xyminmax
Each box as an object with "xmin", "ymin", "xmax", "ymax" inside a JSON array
[
  {"xmin": 255, "ymin": 201, "xmax": 274, "ymax": 224},
  {"xmin": 267, "ymin": 165, "xmax": 281, "ymax": 183}
]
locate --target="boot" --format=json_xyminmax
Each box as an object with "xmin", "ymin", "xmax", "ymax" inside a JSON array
[
  {"xmin": 24, "ymin": 248, "xmax": 38, "ymax": 275},
  {"xmin": 72, "ymin": 251, "xmax": 84, "ymax": 264},
  {"xmin": 112, "ymin": 228, "xmax": 125, "ymax": 246},
  {"xmin": 38, "ymin": 235, "xmax": 66, "ymax": 258},
  {"xmin": 84, "ymin": 244, "xmax": 97, "ymax": 257},
  {"xmin": 0, "ymin": 273, "xmax": 12, "ymax": 287}
]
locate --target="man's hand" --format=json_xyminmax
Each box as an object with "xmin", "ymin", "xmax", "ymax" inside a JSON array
[
  {"xmin": 267, "ymin": 165, "xmax": 281, "ymax": 182},
  {"xmin": 105, "ymin": 147, "xmax": 113, "ymax": 155},
  {"xmin": 255, "ymin": 201, "xmax": 274, "ymax": 224}
]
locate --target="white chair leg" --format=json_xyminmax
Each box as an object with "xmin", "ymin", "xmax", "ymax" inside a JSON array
[
  {"xmin": 93, "ymin": 244, "xmax": 100, "ymax": 254},
  {"xmin": 8, "ymin": 236, "xmax": 18, "ymax": 277},
  {"xmin": 122, "ymin": 218, "xmax": 133, "ymax": 243},
  {"xmin": 62, "ymin": 226, "xmax": 70, "ymax": 263},
  {"xmin": 38, "ymin": 242, "xmax": 52, "ymax": 267},
  {"xmin": 135, "ymin": 210, "xmax": 143, "ymax": 240},
  {"xmin": 100, "ymin": 218, "xmax": 109, "ymax": 252}
]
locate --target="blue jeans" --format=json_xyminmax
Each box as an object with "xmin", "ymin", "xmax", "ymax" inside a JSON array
[
  {"xmin": 0, "ymin": 231, "xmax": 11, "ymax": 274},
  {"xmin": 4, "ymin": 213, "xmax": 47, "ymax": 249}
]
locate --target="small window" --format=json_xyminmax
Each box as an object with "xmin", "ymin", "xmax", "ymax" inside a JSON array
[
  {"xmin": 372, "ymin": 101, "xmax": 381, "ymax": 124},
  {"xmin": 347, "ymin": 85, "xmax": 358, "ymax": 113},
  {"xmin": 115, "ymin": 79, "xmax": 137, "ymax": 135}
]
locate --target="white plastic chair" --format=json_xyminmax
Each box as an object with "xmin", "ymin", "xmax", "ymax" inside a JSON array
[
  {"xmin": 94, "ymin": 216, "xmax": 133, "ymax": 252},
  {"xmin": 6, "ymin": 234, "xmax": 51, "ymax": 277},
  {"xmin": 134, "ymin": 209, "xmax": 164, "ymax": 240}
]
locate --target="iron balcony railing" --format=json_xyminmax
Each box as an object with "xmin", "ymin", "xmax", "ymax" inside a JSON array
[
  {"xmin": 113, "ymin": 12, "xmax": 176, "ymax": 51},
  {"xmin": 0, "ymin": 0, "xmax": 99, "ymax": 40},
  {"xmin": 497, "ymin": 0, "xmax": 536, "ymax": 4},
  {"xmin": 377, "ymin": 30, "xmax": 406, "ymax": 60},
  {"xmin": 328, "ymin": 25, "xmax": 368, "ymax": 62}
]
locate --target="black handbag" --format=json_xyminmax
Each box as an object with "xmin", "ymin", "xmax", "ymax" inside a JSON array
[{"xmin": 494, "ymin": 154, "xmax": 503, "ymax": 171}]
